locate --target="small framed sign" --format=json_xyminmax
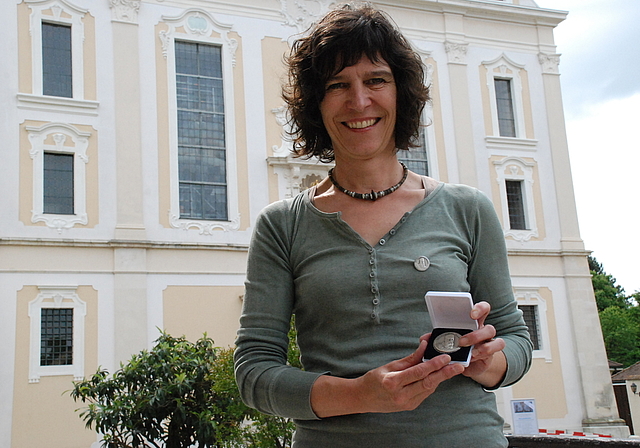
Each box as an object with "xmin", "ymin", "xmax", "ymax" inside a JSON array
[{"xmin": 511, "ymin": 399, "xmax": 539, "ymax": 435}]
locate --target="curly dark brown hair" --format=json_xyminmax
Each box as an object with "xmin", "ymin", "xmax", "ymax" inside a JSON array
[{"xmin": 282, "ymin": 3, "xmax": 430, "ymax": 162}]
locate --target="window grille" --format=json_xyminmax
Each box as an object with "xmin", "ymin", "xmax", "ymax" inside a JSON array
[
  {"xmin": 494, "ymin": 78, "xmax": 516, "ymax": 137},
  {"xmin": 175, "ymin": 41, "xmax": 227, "ymax": 220},
  {"xmin": 519, "ymin": 305, "xmax": 541, "ymax": 350},
  {"xmin": 40, "ymin": 308, "xmax": 73, "ymax": 366},
  {"xmin": 43, "ymin": 152, "xmax": 74, "ymax": 215},
  {"xmin": 506, "ymin": 180, "xmax": 526, "ymax": 230},
  {"xmin": 398, "ymin": 128, "xmax": 430, "ymax": 176},
  {"xmin": 42, "ymin": 22, "xmax": 72, "ymax": 98}
]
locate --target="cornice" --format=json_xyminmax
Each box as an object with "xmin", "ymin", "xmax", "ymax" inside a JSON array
[{"xmin": 0, "ymin": 237, "xmax": 249, "ymax": 251}]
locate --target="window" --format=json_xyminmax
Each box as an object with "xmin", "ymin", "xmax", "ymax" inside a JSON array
[
  {"xmin": 494, "ymin": 78, "xmax": 515, "ymax": 137},
  {"xmin": 482, "ymin": 54, "xmax": 531, "ymax": 140},
  {"xmin": 26, "ymin": 122, "xmax": 90, "ymax": 232},
  {"xmin": 493, "ymin": 157, "xmax": 539, "ymax": 242},
  {"xmin": 161, "ymin": 9, "xmax": 241, "ymax": 233},
  {"xmin": 175, "ymin": 41, "xmax": 227, "ymax": 221},
  {"xmin": 519, "ymin": 305, "xmax": 541, "ymax": 351},
  {"xmin": 505, "ymin": 180, "xmax": 526, "ymax": 230},
  {"xmin": 29, "ymin": 286, "xmax": 86, "ymax": 382},
  {"xmin": 514, "ymin": 288, "xmax": 550, "ymax": 361},
  {"xmin": 23, "ymin": 0, "xmax": 90, "ymax": 104},
  {"xmin": 43, "ymin": 152, "xmax": 74, "ymax": 215},
  {"xmin": 40, "ymin": 308, "xmax": 73, "ymax": 366},
  {"xmin": 41, "ymin": 22, "xmax": 72, "ymax": 98},
  {"xmin": 398, "ymin": 129, "xmax": 430, "ymax": 176}
]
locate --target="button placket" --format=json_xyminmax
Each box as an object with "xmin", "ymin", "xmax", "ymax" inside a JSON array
[{"xmin": 369, "ymin": 250, "xmax": 381, "ymax": 323}]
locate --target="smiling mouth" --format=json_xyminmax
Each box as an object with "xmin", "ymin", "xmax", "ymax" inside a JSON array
[{"xmin": 344, "ymin": 118, "xmax": 379, "ymax": 129}]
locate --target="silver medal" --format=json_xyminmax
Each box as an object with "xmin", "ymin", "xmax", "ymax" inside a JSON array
[{"xmin": 433, "ymin": 331, "xmax": 461, "ymax": 354}]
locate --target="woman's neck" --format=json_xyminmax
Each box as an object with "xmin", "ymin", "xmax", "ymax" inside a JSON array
[{"xmin": 330, "ymin": 155, "xmax": 404, "ymax": 193}]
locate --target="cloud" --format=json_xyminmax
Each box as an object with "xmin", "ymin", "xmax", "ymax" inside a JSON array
[{"xmin": 540, "ymin": 0, "xmax": 640, "ymax": 117}]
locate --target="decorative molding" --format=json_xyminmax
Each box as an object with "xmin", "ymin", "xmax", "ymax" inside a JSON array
[
  {"xmin": 278, "ymin": 0, "xmax": 336, "ymax": 33},
  {"xmin": 26, "ymin": 122, "xmax": 91, "ymax": 233},
  {"xmin": 16, "ymin": 93, "xmax": 99, "ymax": 116},
  {"xmin": 444, "ymin": 41, "xmax": 468, "ymax": 65},
  {"xmin": 482, "ymin": 53, "xmax": 528, "ymax": 139},
  {"xmin": 538, "ymin": 52, "xmax": 561, "ymax": 75},
  {"xmin": 271, "ymin": 105, "xmax": 294, "ymax": 157},
  {"xmin": 513, "ymin": 287, "xmax": 552, "ymax": 362},
  {"xmin": 28, "ymin": 285, "xmax": 86, "ymax": 383},
  {"xmin": 26, "ymin": 0, "xmax": 87, "ymax": 99},
  {"xmin": 485, "ymin": 136, "xmax": 538, "ymax": 152},
  {"xmin": 493, "ymin": 156, "xmax": 539, "ymax": 243},
  {"xmin": 109, "ymin": 0, "xmax": 141, "ymax": 23},
  {"xmin": 159, "ymin": 10, "xmax": 238, "ymax": 66},
  {"xmin": 160, "ymin": 9, "xmax": 241, "ymax": 235},
  {"xmin": 169, "ymin": 213, "xmax": 241, "ymax": 234}
]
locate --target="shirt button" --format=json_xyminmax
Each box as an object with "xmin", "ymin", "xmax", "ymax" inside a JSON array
[
  {"xmin": 389, "ymin": 229, "xmax": 396, "ymax": 235},
  {"xmin": 369, "ymin": 272, "xmax": 375, "ymax": 278},
  {"xmin": 371, "ymin": 287, "xmax": 378, "ymax": 293},
  {"xmin": 379, "ymin": 239, "xmax": 386, "ymax": 245},
  {"xmin": 371, "ymin": 313, "xmax": 377, "ymax": 319},
  {"xmin": 373, "ymin": 298, "xmax": 380, "ymax": 305},
  {"xmin": 369, "ymin": 259, "xmax": 375, "ymax": 265}
]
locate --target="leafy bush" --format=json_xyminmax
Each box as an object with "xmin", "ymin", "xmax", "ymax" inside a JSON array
[{"xmin": 71, "ymin": 322, "xmax": 301, "ymax": 448}]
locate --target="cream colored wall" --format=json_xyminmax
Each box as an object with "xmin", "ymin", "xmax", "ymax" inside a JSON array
[
  {"xmin": 262, "ymin": 36, "xmax": 289, "ymax": 204},
  {"xmin": 230, "ymin": 31, "xmax": 251, "ymax": 231},
  {"xmin": 83, "ymin": 13, "xmax": 97, "ymax": 101},
  {"xmin": 519, "ymin": 68, "xmax": 534, "ymax": 139},
  {"xmin": 163, "ymin": 285, "xmax": 244, "ymax": 347},
  {"xmin": 156, "ymin": 22, "xmax": 172, "ymax": 228},
  {"xmin": 511, "ymin": 287, "xmax": 568, "ymax": 420},
  {"xmin": 17, "ymin": 2, "xmax": 31, "ymax": 94},
  {"xmin": 425, "ymin": 57, "xmax": 449, "ymax": 183},
  {"xmin": 12, "ymin": 286, "xmax": 98, "ymax": 448},
  {"xmin": 146, "ymin": 248, "xmax": 247, "ymax": 274}
]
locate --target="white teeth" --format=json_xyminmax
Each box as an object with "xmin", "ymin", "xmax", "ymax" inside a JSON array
[{"xmin": 346, "ymin": 119, "xmax": 377, "ymax": 129}]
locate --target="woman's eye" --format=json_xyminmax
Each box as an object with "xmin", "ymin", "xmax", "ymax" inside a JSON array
[
  {"xmin": 326, "ymin": 82, "xmax": 347, "ymax": 91},
  {"xmin": 367, "ymin": 78, "xmax": 387, "ymax": 86}
]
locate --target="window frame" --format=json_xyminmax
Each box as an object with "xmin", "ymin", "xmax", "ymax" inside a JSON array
[
  {"xmin": 26, "ymin": 122, "xmax": 90, "ymax": 232},
  {"xmin": 28, "ymin": 285, "xmax": 86, "ymax": 383},
  {"xmin": 27, "ymin": 0, "xmax": 86, "ymax": 100},
  {"xmin": 514, "ymin": 288, "xmax": 551, "ymax": 362},
  {"xmin": 493, "ymin": 157, "xmax": 538, "ymax": 242},
  {"xmin": 160, "ymin": 9, "xmax": 240, "ymax": 233},
  {"xmin": 483, "ymin": 54, "xmax": 527, "ymax": 139},
  {"xmin": 43, "ymin": 151, "xmax": 75, "ymax": 215}
]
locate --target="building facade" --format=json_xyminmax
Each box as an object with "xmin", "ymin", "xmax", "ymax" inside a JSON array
[{"xmin": 0, "ymin": 0, "xmax": 628, "ymax": 446}]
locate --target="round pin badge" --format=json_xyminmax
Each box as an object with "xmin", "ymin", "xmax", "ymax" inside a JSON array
[{"xmin": 413, "ymin": 256, "xmax": 430, "ymax": 272}]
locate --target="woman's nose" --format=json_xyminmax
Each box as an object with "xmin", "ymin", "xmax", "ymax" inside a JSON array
[{"xmin": 347, "ymin": 84, "xmax": 371, "ymax": 111}]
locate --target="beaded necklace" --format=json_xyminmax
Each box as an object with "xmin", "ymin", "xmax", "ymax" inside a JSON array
[{"xmin": 328, "ymin": 162, "xmax": 408, "ymax": 201}]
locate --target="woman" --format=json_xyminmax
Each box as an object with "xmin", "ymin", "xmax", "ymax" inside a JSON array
[{"xmin": 234, "ymin": 3, "xmax": 532, "ymax": 447}]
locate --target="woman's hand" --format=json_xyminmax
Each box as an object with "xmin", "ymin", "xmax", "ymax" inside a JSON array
[
  {"xmin": 310, "ymin": 340, "xmax": 464, "ymax": 418},
  {"xmin": 457, "ymin": 301, "xmax": 507, "ymax": 387}
]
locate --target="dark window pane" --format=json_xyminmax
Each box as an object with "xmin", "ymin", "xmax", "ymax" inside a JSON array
[
  {"xmin": 175, "ymin": 41, "xmax": 227, "ymax": 220},
  {"xmin": 495, "ymin": 78, "xmax": 516, "ymax": 137},
  {"xmin": 44, "ymin": 152, "xmax": 74, "ymax": 215},
  {"xmin": 519, "ymin": 305, "xmax": 540, "ymax": 350},
  {"xmin": 506, "ymin": 180, "xmax": 526, "ymax": 230},
  {"xmin": 41, "ymin": 308, "xmax": 73, "ymax": 366},
  {"xmin": 398, "ymin": 128, "xmax": 429, "ymax": 176},
  {"xmin": 42, "ymin": 22, "xmax": 72, "ymax": 98}
]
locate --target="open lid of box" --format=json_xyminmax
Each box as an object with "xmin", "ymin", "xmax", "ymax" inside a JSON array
[{"xmin": 425, "ymin": 291, "xmax": 478, "ymax": 330}]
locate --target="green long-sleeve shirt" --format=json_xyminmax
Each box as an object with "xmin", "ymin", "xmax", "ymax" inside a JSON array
[{"xmin": 235, "ymin": 182, "xmax": 532, "ymax": 447}]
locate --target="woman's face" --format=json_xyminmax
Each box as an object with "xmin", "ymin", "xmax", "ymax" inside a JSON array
[{"xmin": 319, "ymin": 55, "xmax": 397, "ymax": 162}]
